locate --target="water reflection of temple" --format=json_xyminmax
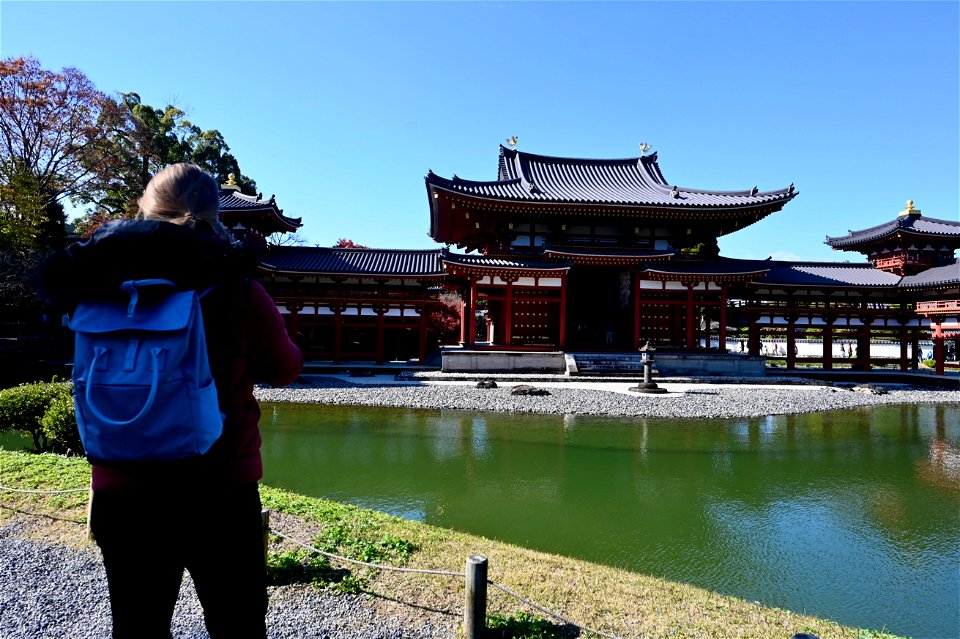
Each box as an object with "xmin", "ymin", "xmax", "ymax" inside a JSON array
[{"xmin": 220, "ymin": 146, "xmax": 959, "ymax": 373}]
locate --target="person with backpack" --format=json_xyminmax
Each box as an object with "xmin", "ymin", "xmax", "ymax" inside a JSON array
[{"xmin": 39, "ymin": 163, "xmax": 303, "ymax": 638}]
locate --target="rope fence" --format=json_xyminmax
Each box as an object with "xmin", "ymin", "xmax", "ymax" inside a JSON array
[
  {"xmin": 0, "ymin": 484, "xmax": 88, "ymax": 494},
  {"xmin": 1, "ymin": 487, "xmax": 818, "ymax": 639},
  {"xmin": 266, "ymin": 514, "xmax": 625, "ymax": 639}
]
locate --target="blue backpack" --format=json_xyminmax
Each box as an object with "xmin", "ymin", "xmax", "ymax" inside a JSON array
[{"xmin": 69, "ymin": 279, "xmax": 223, "ymax": 462}]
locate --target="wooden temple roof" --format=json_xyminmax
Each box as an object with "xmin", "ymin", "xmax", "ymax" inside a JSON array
[
  {"xmin": 219, "ymin": 190, "xmax": 302, "ymax": 234},
  {"xmin": 258, "ymin": 246, "xmax": 445, "ymax": 277},
  {"xmin": 441, "ymin": 249, "xmax": 570, "ymax": 275},
  {"xmin": 759, "ymin": 262, "xmax": 903, "ymax": 288},
  {"xmin": 426, "ymin": 146, "xmax": 798, "ymax": 249},
  {"xmin": 640, "ymin": 257, "xmax": 771, "ymax": 282},
  {"xmin": 899, "ymin": 260, "xmax": 960, "ymax": 290},
  {"xmin": 542, "ymin": 244, "xmax": 674, "ymax": 266},
  {"xmin": 428, "ymin": 146, "xmax": 795, "ymax": 208},
  {"xmin": 431, "ymin": 145, "xmax": 796, "ymax": 208},
  {"xmin": 825, "ymin": 207, "xmax": 960, "ymax": 251},
  {"xmin": 640, "ymin": 257, "xmax": 959, "ymax": 290}
]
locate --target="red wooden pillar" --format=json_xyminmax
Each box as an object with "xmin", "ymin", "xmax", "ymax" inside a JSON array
[
  {"xmin": 559, "ymin": 277, "xmax": 568, "ymax": 349},
  {"xmin": 686, "ymin": 285, "xmax": 696, "ymax": 349},
  {"xmin": 287, "ymin": 305, "xmax": 301, "ymax": 345},
  {"xmin": 899, "ymin": 327, "xmax": 909, "ymax": 372},
  {"xmin": 933, "ymin": 323, "xmax": 945, "ymax": 375},
  {"xmin": 823, "ymin": 321, "xmax": 834, "ymax": 370},
  {"xmin": 633, "ymin": 272, "xmax": 642, "ymax": 350},
  {"xmin": 786, "ymin": 316, "xmax": 797, "ymax": 370},
  {"xmin": 911, "ymin": 335, "xmax": 920, "ymax": 370},
  {"xmin": 719, "ymin": 284, "xmax": 728, "ymax": 353},
  {"xmin": 417, "ymin": 305, "xmax": 428, "ymax": 364},
  {"xmin": 374, "ymin": 308, "xmax": 387, "ymax": 366},
  {"xmin": 859, "ymin": 324, "xmax": 872, "ymax": 371},
  {"xmin": 333, "ymin": 310, "xmax": 343, "ymax": 364},
  {"xmin": 461, "ymin": 279, "xmax": 476, "ymax": 347},
  {"xmin": 504, "ymin": 280, "xmax": 513, "ymax": 347},
  {"xmin": 748, "ymin": 319, "xmax": 761, "ymax": 356},
  {"xmin": 376, "ymin": 310, "xmax": 386, "ymax": 365}
]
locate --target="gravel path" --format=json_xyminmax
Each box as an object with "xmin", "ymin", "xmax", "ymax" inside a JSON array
[
  {"xmin": 0, "ymin": 520, "xmax": 455, "ymax": 639},
  {"xmin": 3, "ymin": 375, "xmax": 957, "ymax": 638}
]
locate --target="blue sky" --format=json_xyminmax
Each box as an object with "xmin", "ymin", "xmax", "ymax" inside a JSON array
[{"xmin": 3, "ymin": 1, "xmax": 957, "ymax": 262}]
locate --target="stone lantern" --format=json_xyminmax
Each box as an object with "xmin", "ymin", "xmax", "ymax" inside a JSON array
[{"xmin": 629, "ymin": 341, "xmax": 668, "ymax": 394}]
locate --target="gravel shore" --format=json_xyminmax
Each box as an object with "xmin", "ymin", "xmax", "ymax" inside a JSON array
[
  {"xmin": 253, "ymin": 375, "xmax": 960, "ymax": 419},
  {"xmin": 3, "ymin": 374, "xmax": 957, "ymax": 638}
]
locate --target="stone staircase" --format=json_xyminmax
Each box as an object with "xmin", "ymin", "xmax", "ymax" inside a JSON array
[{"xmin": 568, "ymin": 352, "xmax": 652, "ymax": 376}]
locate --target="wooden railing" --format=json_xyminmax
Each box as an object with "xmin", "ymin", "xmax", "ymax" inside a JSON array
[{"xmin": 916, "ymin": 300, "xmax": 960, "ymax": 315}]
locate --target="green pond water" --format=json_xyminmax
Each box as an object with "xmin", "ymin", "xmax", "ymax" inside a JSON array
[{"xmin": 267, "ymin": 402, "xmax": 956, "ymax": 638}]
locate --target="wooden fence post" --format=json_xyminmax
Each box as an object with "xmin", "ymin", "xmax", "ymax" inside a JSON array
[
  {"xmin": 261, "ymin": 509, "xmax": 270, "ymax": 573},
  {"xmin": 464, "ymin": 554, "xmax": 488, "ymax": 639}
]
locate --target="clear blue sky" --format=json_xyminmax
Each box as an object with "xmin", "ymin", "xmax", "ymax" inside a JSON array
[{"xmin": 2, "ymin": 1, "xmax": 957, "ymax": 262}]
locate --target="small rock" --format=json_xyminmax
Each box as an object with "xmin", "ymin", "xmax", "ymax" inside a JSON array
[
  {"xmin": 510, "ymin": 384, "xmax": 550, "ymax": 396},
  {"xmin": 851, "ymin": 384, "xmax": 888, "ymax": 395},
  {"xmin": 475, "ymin": 379, "xmax": 498, "ymax": 389}
]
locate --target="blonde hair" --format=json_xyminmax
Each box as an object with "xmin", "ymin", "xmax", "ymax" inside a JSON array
[{"xmin": 139, "ymin": 163, "xmax": 230, "ymax": 241}]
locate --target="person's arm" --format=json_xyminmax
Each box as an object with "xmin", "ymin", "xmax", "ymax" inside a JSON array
[{"xmin": 245, "ymin": 280, "xmax": 303, "ymax": 386}]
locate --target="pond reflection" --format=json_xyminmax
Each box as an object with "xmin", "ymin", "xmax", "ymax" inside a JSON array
[{"xmin": 261, "ymin": 402, "xmax": 960, "ymax": 639}]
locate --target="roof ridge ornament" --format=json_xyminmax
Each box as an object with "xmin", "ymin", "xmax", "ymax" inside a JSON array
[
  {"xmin": 899, "ymin": 199, "xmax": 921, "ymax": 217},
  {"xmin": 221, "ymin": 172, "xmax": 240, "ymax": 192},
  {"xmin": 506, "ymin": 136, "xmax": 519, "ymax": 149},
  {"xmin": 639, "ymin": 142, "xmax": 651, "ymax": 156}
]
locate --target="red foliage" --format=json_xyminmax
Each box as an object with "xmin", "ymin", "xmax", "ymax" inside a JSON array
[
  {"xmin": 333, "ymin": 238, "xmax": 368, "ymax": 249},
  {"xmin": 428, "ymin": 298, "xmax": 461, "ymax": 345}
]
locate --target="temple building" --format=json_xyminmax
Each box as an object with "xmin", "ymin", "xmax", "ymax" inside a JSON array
[
  {"xmin": 218, "ymin": 147, "xmax": 960, "ymax": 375},
  {"xmin": 425, "ymin": 145, "xmax": 797, "ymax": 353}
]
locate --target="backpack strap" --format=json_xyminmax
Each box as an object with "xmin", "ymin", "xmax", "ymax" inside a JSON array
[
  {"xmin": 83, "ymin": 346, "xmax": 163, "ymax": 426},
  {"xmin": 120, "ymin": 279, "xmax": 177, "ymax": 317}
]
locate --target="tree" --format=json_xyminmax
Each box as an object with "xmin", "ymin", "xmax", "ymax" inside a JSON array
[
  {"xmin": 333, "ymin": 238, "xmax": 369, "ymax": 248},
  {"xmin": 74, "ymin": 92, "xmax": 258, "ymax": 231},
  {"xmin": 268, "ymin": 230, "xmax": 309, "ymax": 247},
  {"xmin": 428, "ymin": 296, "xmax": 461, "ymax": 346},
  {"xmin": 0, "ymin": 56, "xmax": 120, "ymax": 252}
]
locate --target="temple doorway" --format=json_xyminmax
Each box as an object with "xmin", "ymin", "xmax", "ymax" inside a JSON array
[{"xmin": 565, "ymin": 267, "xmax": 633, "ymax": 350}]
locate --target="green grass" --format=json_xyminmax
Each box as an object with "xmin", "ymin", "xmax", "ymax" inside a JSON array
[{"xmin": 1, "ymin": 449, "xmax": 909, "ymax": 639}]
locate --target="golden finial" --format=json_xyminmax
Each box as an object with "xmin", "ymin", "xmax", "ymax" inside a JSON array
[
  {"xmin": 506, "ymin": 136, "xmax": 519, "ymax": 148},
  {"xmin": 899, "ymin": 199, "xmax": 921, "ymax": 216},
  {"xmin": 221, "ymin": 173, "xmax": 240, "ymax": 191},
  {"xmin": 639, "ymin": 142, "xmax": 651, "ymax": 155}
]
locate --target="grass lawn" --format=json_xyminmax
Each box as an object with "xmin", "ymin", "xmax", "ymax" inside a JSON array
[{"xmin": 0, "ymin": 449, "xmax": 905, "ymax": 639}]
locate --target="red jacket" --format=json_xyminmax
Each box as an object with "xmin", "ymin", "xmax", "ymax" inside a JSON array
[{"xmin": 40, "ymin": 220, "xmax": 303, "ymax": 490}]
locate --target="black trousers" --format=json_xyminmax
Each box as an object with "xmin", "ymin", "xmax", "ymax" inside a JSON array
[{"xmin": 90, "ymin": 482, "xmax": 267, "ymax": 639}]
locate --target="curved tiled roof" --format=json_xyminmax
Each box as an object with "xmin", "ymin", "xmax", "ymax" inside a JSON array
[
  {"xmin": 760, "ymin": 263, "xmax": 902, "ymax": 287},
  {"xmin": 642, "ymin": 257, "xmax": 771, "ymax": 277},
  {"xmin": 825, "ymin": 214, "xmax": 960, "ymax": 249},
  {"xmin": 426, "ymin": 146, "xmax": 797, "ymax": 209},
  {"xmin": 543, "ymin": 246, "xmax": 675, "ymax": 259},
  {"xmin": 219, "ymin": 190, "xmax": 302, "ymax": 232},
  {"xmin": 900, "ymin": 260, "xmax": 960, "ymax": 289},
  {"xmin": 259, "ymin": 246, "xmax": 444, "ymax": 276},
  {"xmin": 441, "ymin": 249, "xmax": 569, "ymax": 271}
]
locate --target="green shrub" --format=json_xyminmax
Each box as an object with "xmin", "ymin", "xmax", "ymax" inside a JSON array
[
  {"xmin": 486, "ymin": 610, "xmax": 562, "ymax": 639},
  {"xmin": 923, "ymin": 359, "xmax": 936, "ymax": 369},
  {"xmin": 0, "ymin": 380, "xmax": 75, "ymax": 453},
  {"xmin": 40, "ymin": 392, "xmax": 83, "ymax": 455}
]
